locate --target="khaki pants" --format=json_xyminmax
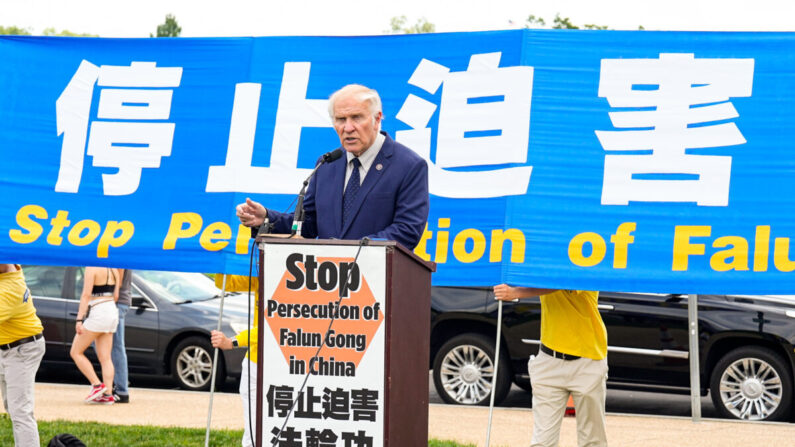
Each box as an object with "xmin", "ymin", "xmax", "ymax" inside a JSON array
[
  {"xmin": 529, "ymin": 351, "xmax": 608, "ymax": 447},
  {"xmin": 0, "ymin": 337, "xmax": 45, "ymax": 447}
]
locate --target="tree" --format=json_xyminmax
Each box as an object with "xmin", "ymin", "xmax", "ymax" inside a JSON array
[
  {"xmin": 387, "ymin": 15, "xmax": 435, "ymax": 34},
  {"xmin": 524, "ymin": 13, "xmax": 618, "ymax": 30},
  {"xmin": 552, "ymin": 14, "xmax": 579, "ymax": 29},
  {"xmin": 42, "ymin": 27, "xmax": 97, "ymax": 37},
  {"xmin": 525, "ymin": 15, "xmax": 546, "ymax": 28},
  {"xmin": 0, "ymin": 24, "xmax": 96, "ymax": 36},
  {"xmin": 152, "ymin": 14, "xmax": 181, "ymax": 37},
  {"xmin": 0, "ymin": 26, "xmax": 32, "ymax": 35}
]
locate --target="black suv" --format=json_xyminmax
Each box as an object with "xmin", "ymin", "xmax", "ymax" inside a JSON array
[{"xmin": 430, "ymin": 288, "xmax": 795, "ymax": 421}]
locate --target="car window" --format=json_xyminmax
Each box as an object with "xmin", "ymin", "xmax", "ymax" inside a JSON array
[
  {"xmin": 73, "ymin": 267, "xmax": 85, "ymax": 300},
  {"xmin": 134, "ymin": 270, "xmax": 221, "ymax": 304},
  {"xmin": 21, "ymin": 265, "xmax": 67, "ymax": 298},
  {"xmin": 75, "ymin": 268, "xmax": 141, "ymax": 301},
  {"xmin": 131, "ymin": 283, "xmax": 144, "ymax": 300},
  {"xmin": 73, "ymin": 268, "xmax": 122, "ymax": 300}
]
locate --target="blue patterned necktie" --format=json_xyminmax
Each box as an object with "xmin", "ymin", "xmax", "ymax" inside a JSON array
[{"xmin": 342, "ymin": 157, "xmax": 361, "ymax": 228}]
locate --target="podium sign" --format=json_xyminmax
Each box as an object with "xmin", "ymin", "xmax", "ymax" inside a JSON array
[{"xmin": 261, "ymin": 242, "xmax": 387, "ymax": 446}]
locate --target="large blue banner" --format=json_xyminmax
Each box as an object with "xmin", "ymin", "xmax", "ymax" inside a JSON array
[{"xmin": 2, "ymin": 31, "xmax": 794, "ymax": 293}]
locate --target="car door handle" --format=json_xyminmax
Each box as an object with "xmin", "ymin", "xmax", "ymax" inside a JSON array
[
  {"xmin": 68, "ymin": 312, "xmax": 78, "ymax": 316},
  {"xmin": 597, "ymin": 304, "xmax": 614, "ymax": 311}
]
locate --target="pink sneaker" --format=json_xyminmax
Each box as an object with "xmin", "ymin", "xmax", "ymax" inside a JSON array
[
  {"xmin": 89, "ymin": 394, "xmax": 115, "ymax": 405},
  {"xmin": 85, "ymin": 384, "xmax": 106, "ymax": 402}
]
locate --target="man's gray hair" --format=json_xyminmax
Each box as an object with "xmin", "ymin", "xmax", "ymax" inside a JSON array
[{"xmin": 327, "ymin": 84, "xmax": 382, "ymax": 119}]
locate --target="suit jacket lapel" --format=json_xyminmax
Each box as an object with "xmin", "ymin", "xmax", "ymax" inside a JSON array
[{"xmin": 341, "ymin": 135, "xmax": 394, "ymax": 236}]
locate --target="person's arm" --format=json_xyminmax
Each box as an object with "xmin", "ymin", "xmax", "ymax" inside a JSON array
[
  {"xmin": 236, "ymin": 198, "xmax": 267, "ymax": 228},
  {"xmin": 210, "ymin": 330, "xmax": 235, "ymax": 350},
  {"xmin": 269, "ymin": 152, "xmax": 329, "ymax": 238},
  {"xmin": 211, "ymin": 329, "xmax": 250, "ymax": 350},
  {"xmin": 112, "ymin": 268, "xmax": 121, "ymax": 302},
  {"xmin": 237, "ymin": 198, "xmax": 296, "ymax": 238},
  {"xmin": 235, "ymin": 327, "xmax": 257, "ymax": 348},
  {"xmin": 368, "ymin": 157, "xmax": 429, "ymax": 249},
  {"xmin": 0, "ymin": 265, "xmax": 19, "ymax": 325},
  {"xmin": 211, "ymin": 327, "xmax": 258, "ymax": 350},
  {"xmin": 493, "ymin": 283, "xmax": 559, "ymax": 302},
  {"xmin": 76, "ymin": 267, "xmax": 96, "ymax": 333}
]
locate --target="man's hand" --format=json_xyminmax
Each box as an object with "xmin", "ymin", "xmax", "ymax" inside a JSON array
[
  {"xmin": 494, "ymin": 283, "xmax": 520, "ymax": 302},
  {"xmin": 494, "ymin": 284, "xmax": 558, "ymax": 301},
  {"xmin": 236, "ymin": 198, "xmax": 267, "ymax": 228},
  {"xmin": 211, "ymin": 330, "xmax": 235, "ymax": 350}
]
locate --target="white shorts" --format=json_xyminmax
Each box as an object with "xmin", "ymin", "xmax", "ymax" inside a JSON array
[{"xmin": 82, "ymin": 299, "xmax": 119, "ymax": 333}]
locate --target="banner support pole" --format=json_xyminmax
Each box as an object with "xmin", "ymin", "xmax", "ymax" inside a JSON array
[
  {"xmin": 205, "ymin": 274, "xmax": 228, "ymax": 447},
  {"xmin": 485, "ymin": 299, "xmax": 504, "ymax": 447},
  {"xmin": 688, "ymin": 294, "xmax": 701, "ymax": 422}
]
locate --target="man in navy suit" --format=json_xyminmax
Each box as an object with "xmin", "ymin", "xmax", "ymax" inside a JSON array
[
  {"xmin": 228, "ymin": 85, "xmax": 429, "ymax": 447},
  {"xmin": 237, "ymin": 84, "xmax": 429, "ymax": 250}
]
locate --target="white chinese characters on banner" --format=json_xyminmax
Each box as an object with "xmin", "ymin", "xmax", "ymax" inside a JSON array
[
  {"xmin": 395, "ymin": 53, "xmax": 534, "ymax": 198},
  {"xmin": 205, "ymin": 62, "xmax": 331, "ymax": 194},
  {"xmin": 207, "ymin": 54, "xmax": 535, "ymax": 198},
  {"xmin": 596, "ymin": 53, "xmax": 754, "ymax": 206},
  {"xmin": 55, "ymin": 61, "xmax": 182, "ymax": 195}
]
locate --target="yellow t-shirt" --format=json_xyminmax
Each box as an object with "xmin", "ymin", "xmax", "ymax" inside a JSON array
[
  {"xmin": 539, "ymin": 290, "xmax": 607, "ymax": 360},
  {"xmin": 216, "ymin": 274, "xmax": 259, "ymax": 364},
  {"xmin": 0, "ymin": 267, "xmax": 44, "ymax": 345}
]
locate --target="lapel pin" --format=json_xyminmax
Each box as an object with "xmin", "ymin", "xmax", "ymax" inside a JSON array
[{"xmin": 376, "ymin": 163, "xmax": 383, "ymax": 171}]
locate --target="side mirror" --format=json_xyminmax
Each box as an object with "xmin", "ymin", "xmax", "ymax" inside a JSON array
[
  {"xmin": 131, "ymin": 296, "xmax": 153, "ymax": 309},
  {"xmin": 666, "ymin": 294, "xmax": 686, "ymax": 303}
]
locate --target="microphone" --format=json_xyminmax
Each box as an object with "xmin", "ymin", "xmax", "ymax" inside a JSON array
[
  {"xmin": 323, "ymin": 148, "xmax": 343, "ymax": 163},
  {"xmin": 291, "ymin": 149, "xmax": 344, "ymax": 236}
]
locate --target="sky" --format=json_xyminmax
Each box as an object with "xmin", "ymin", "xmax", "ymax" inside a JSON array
[{"xmin": 2, "ymin": 0, "xmax": 795, "ymax": 37}]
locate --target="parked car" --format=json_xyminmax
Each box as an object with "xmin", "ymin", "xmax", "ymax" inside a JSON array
[
  {"xmin": 23, "ymin": 265, "xmax": 252, "ymax": 391},
  {"xmin": 430, "ymin": 288, "xmax": 795, "ymax": 421}
]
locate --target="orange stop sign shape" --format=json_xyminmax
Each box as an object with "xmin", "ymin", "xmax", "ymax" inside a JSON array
[{"xmin": 266, "ymin": 256, "xmax": 384, "ymax": 373}]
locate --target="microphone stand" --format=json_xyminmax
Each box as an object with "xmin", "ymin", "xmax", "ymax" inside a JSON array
[
  {"xmin": 291, "ymin": 165, "xmax": 319, "ymax": 236},
  {"xmin": 291, "ymin": 149, "xmax": 342, "ymax": 236}
]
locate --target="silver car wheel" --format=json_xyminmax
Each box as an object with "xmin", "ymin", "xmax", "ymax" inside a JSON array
[
  {"xmin": 719, "ymin": 357, "xmax": 783, "ymax": 420},
  {"xmin": 439, "ymin": 344, "xmax": 494, "ymax": 404},
  {"xmin": 176, "ymin": 345, "xmax": 213, "ymax": 389}
]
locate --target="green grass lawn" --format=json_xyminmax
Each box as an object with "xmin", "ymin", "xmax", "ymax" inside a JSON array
[{"xmin": 0, "ymin": 414, "xmax": 477, "ymax": 446}]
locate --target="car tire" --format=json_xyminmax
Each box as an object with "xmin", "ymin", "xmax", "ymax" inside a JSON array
[
  {"xmin": 432, "ymin": 333, "xmax": 511, "ymax": 406},
  {"xmin": 709, "ymin": 346, "xmax": 793, "ymax": 421},
  {"xmin": 171, "ymin": 336, "xmax": 224, "ymax": 391}
]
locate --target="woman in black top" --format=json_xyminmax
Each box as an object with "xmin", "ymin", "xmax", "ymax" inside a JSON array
[{"xmin": 70, "ymin": 267, "xmax": 120, "ymax": 404}]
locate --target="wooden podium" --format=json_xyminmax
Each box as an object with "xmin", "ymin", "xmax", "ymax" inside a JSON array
[{"xmin": 254, "ymin": 237, "xmax": 435, "ymax": 447}]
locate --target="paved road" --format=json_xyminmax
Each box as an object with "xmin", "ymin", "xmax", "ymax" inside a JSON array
[
  {"xmin": 429, "ymin": 378, "xmax": 721, "ymax": 419},
  {"xmin": 41, "ymin": 366, "xmax": 719, "ymax": 419}
]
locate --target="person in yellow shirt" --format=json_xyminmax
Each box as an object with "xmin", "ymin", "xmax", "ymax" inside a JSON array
[
  {"xmin": 0, "ymin": 264, "xmax": 45, "ymax": 446},
  {"xmin": 210, "ymin": 274, "xmax": 258, "ymax": 447},
  {"xmin": 494, "ymin": 284, "xmax": 608, "ymax": 447}
]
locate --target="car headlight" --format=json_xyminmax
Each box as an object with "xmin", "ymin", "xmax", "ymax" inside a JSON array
[{"xmin": 229, "ymin": 320, "xmax": 250, "ymax": 335}]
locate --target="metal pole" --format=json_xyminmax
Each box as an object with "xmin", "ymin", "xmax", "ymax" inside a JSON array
[
  {"xmin": 205, "ymin": 274, "xmax": 228, "ymax": 447},
  {"xmin": 688, "ymin": 293, "xmax": 701, "ymax": 422},
  {"xmin": 485, "ymin": 299, "xmax": 504, "ymax": 447}
]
